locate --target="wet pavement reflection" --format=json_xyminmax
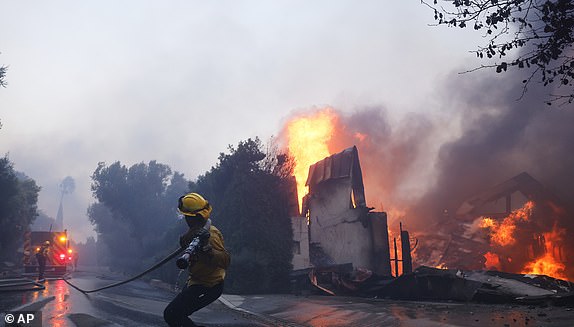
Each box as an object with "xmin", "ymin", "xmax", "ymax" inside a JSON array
[
  {"xmin": 4, "ymin": 271, "xmax": 574, "ymax": 327},
  {"xmin": 45, "ymin": 280, "xmax": 69, "ymax": 327}
]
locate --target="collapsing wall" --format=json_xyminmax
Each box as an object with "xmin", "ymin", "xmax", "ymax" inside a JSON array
[{"xmin": 293, "ymin": 146, "xmax": 391, "ymax": 276}]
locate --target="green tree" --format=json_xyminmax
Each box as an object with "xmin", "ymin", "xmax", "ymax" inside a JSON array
[
  {"xmin": 89, "ymin": 160, "xmax": 188, "ymax": 272},
  {"xmin": 0, "ymin": 157, "xmax": 40, "ymax": 262},
  {"xmin": 423, "ymin": 0, "xmax": 574, "ymax": 104},
  {"xmin": 192, "ymin": 138, "xmax": 295, "ymax": 294}
]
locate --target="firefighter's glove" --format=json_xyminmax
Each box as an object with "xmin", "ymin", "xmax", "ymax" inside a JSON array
[
  {"xmin": 196, "ymin": 228, "xmax": 210, "ymax": 244},
  {"xmin": 197, "ymin": 228, "xmax": 212, "ymax": 257},
  {"xmin": 179, "ymin": 228, "xmax": 210, "ymax": 249}
]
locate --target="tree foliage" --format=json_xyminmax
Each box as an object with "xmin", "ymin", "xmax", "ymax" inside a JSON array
[
  {"xmin": 0, "ymin": 65, "xmax": 6, "ymax": 88},
  {"xmin": 0, "ymin": 52, "xmax": 6, "ymax": 88},
  {"xmin": 60, "ymin": 176, "xmax": 76, "ymax": 195},
  {"xmin": 0, "ymin": 157, "xmax": 40, "ymax": 261},
  {"xmin": 192, "ymin": 138, "xmax": 295, "ymax": 294},
  {"xmin": 87, "ymin": 141, "xmax": 297, "ymax": 290},
  {"xmin": 89, "ymin": 160, "xmax": 188, "ymax": 272},
  {"xmin": 424, "ymin": 0, "xmax": 574, "ymax": 104}
]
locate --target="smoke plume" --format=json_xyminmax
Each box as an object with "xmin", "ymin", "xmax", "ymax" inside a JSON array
[{"xmin": 410, "ymin": 72, "xmax": 574, "ymax": 229}]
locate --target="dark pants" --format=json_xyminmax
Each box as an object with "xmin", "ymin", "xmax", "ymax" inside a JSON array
[
  {"xmin": 163, "ymin": 282, "xmax": 223, "ymax": 327},
  {"xmin": 36, "ymin": 255, "xmax": 46, "ymax": 280}
]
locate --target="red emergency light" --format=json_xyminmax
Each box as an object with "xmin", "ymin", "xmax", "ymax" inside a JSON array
[{"xmin": 59, "ymin": 254, "xmax": 66, "ymax": 260}]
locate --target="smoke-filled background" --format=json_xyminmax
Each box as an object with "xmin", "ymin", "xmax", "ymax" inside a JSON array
[
  {"xmin": 411, "ymin": 74, "xmax": 574, "ymax": 227},
  {"xmin": 276, "ymin": 67, "xmax": 574, "ymax": 279},
  {"xmin": 0, "ymin": 1, "xmax": 488, "ymax": 242},
  {"xmin": 1, "ymin": 0, "xmax": 573, "ymax": 253},
  {"xmin": 279, "ymin": 69, "xmax": 574, "ymax": 234}
]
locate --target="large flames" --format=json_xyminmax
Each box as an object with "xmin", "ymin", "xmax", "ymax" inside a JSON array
[
  {"xmin": 522, "ymin": 224, "xmax": 567, "ymax": 280},
  {"xmin": 281, "ymin": 107, "xmax": 571, "ymax": 281},
  {"xmin": 479, "ymin": 201, "xmax": 533, "ymax": 247},
  {"xmin": 480, "ymin": 201, "xmax": 568, "ymax": 280},
  {"xmin": 281, "ymin": 107, "xmax": 410, "ymax": 215},
  {"xmin": 285, "ymin": 108, "xmax": 337, "ymax": 212}
]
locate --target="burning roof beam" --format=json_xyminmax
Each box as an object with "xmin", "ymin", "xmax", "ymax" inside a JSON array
[{"xmin": 456, "ymin": 172, "xmax": 564, "ymax": 218}]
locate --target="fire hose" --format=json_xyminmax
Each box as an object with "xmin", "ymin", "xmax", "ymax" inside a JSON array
[
  {"xmin": 62, "ymin": 222, "xmax": 210, "ymax": 294},
  {"xmin": 61, "ymin": 246, "xmax": 184, "ymax": 294},
  {"xmin": 176, "ymin": 223, "xmax": 211, "ymax": 270},
  {"xmin": 0, "ymin": 246, "xmax": 184, "ymax": 294},
  {"xmin": 0, "ymin": 278, "xmax": 46, "ymax": 292}
]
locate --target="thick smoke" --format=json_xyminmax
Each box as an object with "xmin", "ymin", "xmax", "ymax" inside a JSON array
[
  {"xmin": 284, "ymin": 70, "xmax": 574, "ymax": 229},
  {"xmin": 410, "ymin": 71, "xmax": 574, "ymax": 229},
  {"xmin": 282, "ymin": 52, "xmax": 574, "ymax": 278},
  {"xmin": 326, "ymin": 107, "xmax": 436, "ymax": 220},
  {"xmin": 284, "ymin": 67, "xmax": 574, "ymax": 278},
  {"xmin": 405, "ymin": 68, "xmax": 574, "ymax": 279}
]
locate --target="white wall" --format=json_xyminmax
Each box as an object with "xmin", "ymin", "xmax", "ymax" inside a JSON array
[{"xmin": 308, "ymin": 178, "xmax": 373, "ymax": 269}]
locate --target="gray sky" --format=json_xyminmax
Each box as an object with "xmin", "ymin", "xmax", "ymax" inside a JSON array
[{"xmin": 0, "ymin": 1, "xmax": 485, "ymax": 242}]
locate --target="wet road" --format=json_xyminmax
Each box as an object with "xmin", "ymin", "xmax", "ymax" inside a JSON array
[
  {"xmin": 226, "ymin": 294, "xmax": 574, "ymax": 326},
  {"xmin": 1, "ymin": 268, "xmax": 266, "ymax": 327},
  {"xmin": 2, "ymin": 268, "xmax": 574, "ymax": 326}
]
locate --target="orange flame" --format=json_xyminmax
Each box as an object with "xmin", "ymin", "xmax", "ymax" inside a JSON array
[
  {"xmin": 480, "ymin": 201, "xmax": 533, "ymax": 246},
  {"xmin": 285, "ymin": 108, "xmax": 337, "ymax": 212},
  {"xmin": 522, "ymin": 224, "xmax": 567, "ymax": 280},
  {"xmin": 480, "ymin": 201, "xmax": 568, "ymax": 280},
  {"xmin": 484, "ymin": 251, "xmax": 501, "ymax": 270}
]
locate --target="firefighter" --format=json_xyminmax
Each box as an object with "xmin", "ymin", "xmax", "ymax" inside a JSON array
[
  {"xmin": 36, "ymin": 241, "xmax": 50, "ymax": 282},
  {"xmin": 164, "ymin": 193, "xmax": 231, "ymax": 327}
]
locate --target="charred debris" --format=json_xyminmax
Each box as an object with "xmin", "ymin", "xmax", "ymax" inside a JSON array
[{"xmin": 289, "ymin": 147, "xmax": 574, "ymax": 306}]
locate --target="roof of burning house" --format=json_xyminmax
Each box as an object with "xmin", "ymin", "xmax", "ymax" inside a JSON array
[
  {"xmin": 456, "ymin": 172, "xmax": 563, "ymax": 217},
  {"xmin": 305, "ymin": 146, "xmax": 366, "ymax": 207}
]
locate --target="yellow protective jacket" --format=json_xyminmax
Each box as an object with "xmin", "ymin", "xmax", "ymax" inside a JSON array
[
  {"xmin": 180, "ymin": 224, "xmax": 230, "ymax": 287},
  {"xmin": 36, "ymin": 245, "xmax": 49, "ymax": 258}
]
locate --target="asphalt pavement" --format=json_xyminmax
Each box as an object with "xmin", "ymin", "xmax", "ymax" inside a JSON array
[
  {"xmin": 1, "ymin": 268, "xmax": 270, "ymax": 326},
  {"xmin": 2, "ymin": 267, "xmax": 574, "ymax": 326}
]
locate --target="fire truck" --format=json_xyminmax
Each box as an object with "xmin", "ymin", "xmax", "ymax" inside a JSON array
[{"xmin": 23, "ymin": 229, "xmax": 73, "ymax": 277}]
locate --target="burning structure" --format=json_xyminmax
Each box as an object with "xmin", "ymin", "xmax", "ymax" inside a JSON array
[
  {"xmin": 415, "ymin": 172, "xmax": 572, "ymax": 281},
  {"xmin": 285, "ymin": 109, "xmax": 398, "ymax": 280},
  {"xmin": 289, "ymin": 149, "xmax": 573, "ymax": 303},
  {"xmin": 283, "ymin": 107, "xmax": 573, "ymax": 302},
  {"xmin": 291, "ymin": 146, "xmax": 392, "ymax": 277}
]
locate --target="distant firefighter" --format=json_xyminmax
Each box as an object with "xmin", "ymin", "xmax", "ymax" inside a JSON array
[{"xmin": 36, "ymin": 241, "xmax": 50, "ymax": 282}]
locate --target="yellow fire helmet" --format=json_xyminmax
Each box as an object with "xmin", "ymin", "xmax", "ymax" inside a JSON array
[{"xmin": 178, "ymin": 193, "xmax": 212, "ymax": 219}]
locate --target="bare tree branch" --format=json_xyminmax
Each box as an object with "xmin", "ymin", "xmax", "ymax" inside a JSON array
[{"xmin": 422, "ymin": 0, "xmax": 574, "ymax": 104}]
